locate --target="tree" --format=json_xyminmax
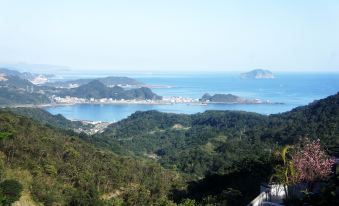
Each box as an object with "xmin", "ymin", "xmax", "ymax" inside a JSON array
[
  {"xmin": 0, "ymin": 179, "xmax": 23, "ymax": 205},
  {"xmin": 122, "ymin": 186, "xmax": 152, "ymax": 206},
  {"xmin": 67, "ymin": 186, "xmax": 104, "ymax": 206},
  {"xmin": 292, "ymin": 139, "xmax": 335, "ymax": 185},
  {"xmin": 271, "ymin": 145, "xmax": 296, "ymax": 198},
  {"xmin": 272, "ymin": 138, "xmax": 336, "ymax": 201}
]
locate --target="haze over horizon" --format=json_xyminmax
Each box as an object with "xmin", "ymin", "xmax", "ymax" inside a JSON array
[{"xmin": 1, "ymin": 0, "xmax": 338, "ymax": 73}]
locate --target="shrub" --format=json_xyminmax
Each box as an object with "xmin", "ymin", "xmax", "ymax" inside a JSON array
[{"xmin": 0, "ymin": 179, "xmax": 23, "ymax": 205}]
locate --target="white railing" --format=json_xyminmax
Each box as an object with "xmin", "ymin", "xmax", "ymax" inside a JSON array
[
  {"xmin": 248, "ymin": 191, "xmax": 269, "ymax": 206},
  {"xmin": 248, "ymin": 184, "xmax": 286, "ymax": 206}
]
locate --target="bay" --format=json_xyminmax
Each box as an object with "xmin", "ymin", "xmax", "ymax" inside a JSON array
[{"xmin": 46, "ymin": 72, "xmax": 339, "ymax": 122}]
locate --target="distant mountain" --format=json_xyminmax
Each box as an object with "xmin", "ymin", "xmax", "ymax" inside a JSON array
[
  {"xmin": 240, "ymin": 69, "xmax": 274, "ymax": 79},
  {"xmin": 0, "ymin": 74, "xmax": 35, "ymax": 90},
  {"xmin": 0, "ymin": 88, "xmax": 50, "ymax": 106},
  {"xmin": 0, "ymin": 68, "xmax": 161, "ymax": 105},
  {"xmin": 0, "ymin": 68, "xmax": 21, "ymax": 76},
  {"xmin": 0, "ymin": 75, "xmax": 51, "ymax": 105},
  {"xmin": 0, "ymin": 68, "xmax": 54, "ymax": 84},
  {"xmin": 200, "ymin": 93, "xmax": 262, "ymax": 103},
  {"xmin": 124, "ymin": 87, "xmax": 162, "ymax": 100},
  {"xmin": 0, "ymin": 63, "xmax": 70, "ymax": 74},
  {"xmin": 59, "ymin": 80, "xmax": 161, "ymax": 100},
  {"xmin": 46, "ymin": 76, "xmax": 143, "ymax": 88},
  {"xmin": 99, "ymin": 76, "xmax": 143, "ymax": 86},
  {"xmin": 62, "ymin": 80, "xmax": 111, "ymax": 99}
]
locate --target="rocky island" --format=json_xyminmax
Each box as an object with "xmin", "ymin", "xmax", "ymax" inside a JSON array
[
  {"xmin": 240, "ymin": 69, "xmax": 275, "ymax": 79},
  {"xmin": 200, "ymin": 93, "xmax": 272, "ymax": 104}
]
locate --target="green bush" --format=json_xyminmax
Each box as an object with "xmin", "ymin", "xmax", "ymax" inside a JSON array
[
  {"xmin": 30, "ymin": 175, "xmax": 62, "ymax": 206},
  {"xmin": 67, "ymin": 186, "xmax": 104, "ymax": 206},
  {"xmin": 0, "ymin": 179, "xmax": 23, "ymax": 205}
]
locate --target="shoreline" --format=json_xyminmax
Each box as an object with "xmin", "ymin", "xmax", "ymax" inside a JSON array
[{"xmin": 1, "ymin": 100, "xmax": 284, "ymax": 109}]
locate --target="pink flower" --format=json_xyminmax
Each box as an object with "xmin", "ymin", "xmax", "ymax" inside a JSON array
[{"xmin": 292, "ymin": 139, "xmax": 335, "ymax": 183}]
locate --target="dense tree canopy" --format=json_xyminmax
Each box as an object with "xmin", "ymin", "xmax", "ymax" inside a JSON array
[{"xmin": 0, "ymin": 111, "xmax": 183, "ymax": 205}]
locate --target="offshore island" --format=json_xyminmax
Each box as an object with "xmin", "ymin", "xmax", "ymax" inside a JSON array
[{"xmin": 240, "ymin": 69, "xmax": 275, "ymax": 79}]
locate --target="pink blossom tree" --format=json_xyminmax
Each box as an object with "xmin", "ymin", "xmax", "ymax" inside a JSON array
[{"xmin": 292, "ymin": 139, "xmax": 335, "ymax": 184}]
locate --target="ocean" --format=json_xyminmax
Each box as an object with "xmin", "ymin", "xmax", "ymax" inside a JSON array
[{"xmin": 46, "ymin": 72, "xmax": 339, "ymax": 122}]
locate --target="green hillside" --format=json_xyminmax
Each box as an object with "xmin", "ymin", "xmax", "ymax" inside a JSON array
[
  {"xmin": 59, "ymin": 80, "xmax": 161, "ymax": 100},
  {"xmin": 3, "ymin": 107, "xmax": 88, "ymax": 131},
  {"xmin": 0, "ymin": 111, "xmax": 183, "ymax": 206},
  {"xmin": 92, "ymin": 93, "xmax": 339, "ymax": 205},
  {"xmin": 95, "ymin": 93, "xmax": 339, "ymax": 176},
  {"xmin": 0, "ymin": 93, "xmax": 337, "ymax": 205}
]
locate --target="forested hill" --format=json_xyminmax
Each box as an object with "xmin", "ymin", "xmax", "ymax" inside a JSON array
[
  {"xmin": 95, "ymin": 92, "xmax": 339, "ymax": 175},
  {"xmin": 267, "ymin": 92, "xmax": 339, "ymax": 147},
  {"xmin": 89, "ymin": 93, "xmax": 338, "ymax": 205},
  {"xmin": 0, "ymin": 110, "xmax": 183, "ymax": 205},
  {"xmin": 2, "ymin": 107, "xmax": 88, "ymax": 131},
  {"xmin": 59, "ymin": 80, "xmax": 162, "ymax": 100},
  {"xmin": 0, "ymin": 75, "xmax": 51, "ymax": 105}
]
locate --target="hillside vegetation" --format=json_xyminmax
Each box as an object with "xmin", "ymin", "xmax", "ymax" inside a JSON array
[
  {"xmin": 96, "ymin": 93, "xmax": 338, "ymax": 175},
  {"xmin": 92, "ymin": 93, "xmax": 339, "ymax": 204},
  {"xmin": 3, "ymin": 107, "xmax": 87, "ymax": 131},
  {"xmin": 0, "ymin": 93, "xmax": 337, "ymax": 205},
  {"xmin": 0, "ymin": 111, "xmax": 183, "ymax": 205},
  {"xmin": 58, "ymin": 80, "xmax": 161, "ymax": 100}
]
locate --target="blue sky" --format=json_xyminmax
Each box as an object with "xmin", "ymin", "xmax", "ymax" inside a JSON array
[{"xmin": 0, "ymin": 0, "xmax": 338, "ymax": 72}]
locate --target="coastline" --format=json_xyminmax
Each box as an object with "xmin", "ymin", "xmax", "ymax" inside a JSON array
[{"xmin": 1, "ymin": 100, "xmax": 284, "ymax": 109}]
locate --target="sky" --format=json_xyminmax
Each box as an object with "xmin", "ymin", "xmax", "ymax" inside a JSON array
[{"xmin": 0, "ymin": 0, "xmax": 338, "ymax": 73}]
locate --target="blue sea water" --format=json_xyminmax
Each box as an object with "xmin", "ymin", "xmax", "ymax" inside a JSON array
[{"xmin": 46, "ymin": 73, "xmax": 339, "ymax": 122}]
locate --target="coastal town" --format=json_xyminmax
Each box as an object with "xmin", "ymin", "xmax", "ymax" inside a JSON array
[
  {"xmin": 51, "ymin": 95, "xmax": 273, "ymax": 105},
  {"xmin": 74, "ymin": 120, "xmax": 111, "ymax": 135},
  {"xmin": 52, "ymin": 95, "xmax": 201, "ymax": 105}
]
